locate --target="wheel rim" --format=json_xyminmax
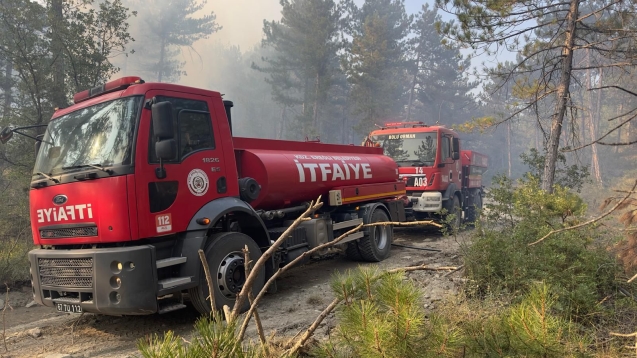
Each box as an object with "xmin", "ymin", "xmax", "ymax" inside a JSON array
[
  {"xmin": 217, "ymin": 252, "xmax": 246, "ymax": 298},
  {"xmin": 374, "ymin": 225, "xmax": 388, "ymax": 250}
]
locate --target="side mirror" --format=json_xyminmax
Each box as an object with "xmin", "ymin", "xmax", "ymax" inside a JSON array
[
  {"xmin": 155, "ymin": 139, "xmax": 176, "ymax": 161},
  {"xmin": 452, "ymin": 138, "xmax": 460, "ymax": 160},
  {"xmin": 151, "ymin": 101, "xmax": 175, "ymax": 139},
  {"xmin": 0, "ymin": 127, "xmax": 13, "ymax": 144}
]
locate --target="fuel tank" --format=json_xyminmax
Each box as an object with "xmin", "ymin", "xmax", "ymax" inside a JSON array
[{"xmin": 233, "ymin": 137, "xmax": 400, "ymax": 210}]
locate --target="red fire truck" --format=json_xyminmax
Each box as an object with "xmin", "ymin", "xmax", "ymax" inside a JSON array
[
  {"xmin": 364, "ymin": 122, "xmax": 488, "ymax": 228},
  {"xmin": 0, "ymin": 76, "xmax": 409, "ymax": 316}
]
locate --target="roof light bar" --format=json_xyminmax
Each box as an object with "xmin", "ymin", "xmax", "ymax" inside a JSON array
[
  {"xmin": 383, "ymin": 121, "xmax": 428, "ymax": 128},
  {"xmin": 73, "ymin": 76, "xmax": 145, "ymax": 104}
]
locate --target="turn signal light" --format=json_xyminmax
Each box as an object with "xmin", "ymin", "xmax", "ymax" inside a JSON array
[{"xmin": 196, "ymin": 217, "xmax": 211, "ymax": 225}]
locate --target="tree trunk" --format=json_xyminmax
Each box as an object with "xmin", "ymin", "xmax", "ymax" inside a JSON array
[
  {"xmin": 278, "ymin": 106, "xmax": 286, "ymax": 139},
  {"xmin": 507, "ymin": 121, "xmax": 512, "ymax": 177},
  {"xmin": 541, "ymin": 0, "xmax": 579, "ymax": 193},
  {"xmin": 585, "ymin": 50, "xmax": 602, "ymax": 187},
  {"xmin": 2, "ymin": 60, "xmax": 12, "ymax": 120},
  {"xmin": 49, "ymin": 0, "xmax": 66, "ymax": 109},
  {"xmin": 313, "ymin": 73, "xmax": 320, "ymax": 130}
]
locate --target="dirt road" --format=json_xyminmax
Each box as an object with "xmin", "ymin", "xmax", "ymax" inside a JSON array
[{"xmin": 0, "ymin": 228, "xmax": 467, "ymax": 358}]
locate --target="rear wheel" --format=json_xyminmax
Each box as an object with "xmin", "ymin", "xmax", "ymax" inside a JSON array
[
  {"xmin": 465, "ymin": 192, "xmax": 482, "ymax": 223},
  {"xmin": 357, "ymin": 208, "xmax": 392, "ymax": 262},
  {"xmin": 189, "ymin": 232, "xmax": 265, "ymax": 316}
]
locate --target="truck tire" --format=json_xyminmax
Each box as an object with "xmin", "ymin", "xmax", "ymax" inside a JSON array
[
  {"xmin": 357, "ymin": 208, "xmax": 392, "ymax": 262},
  {"xmin": 189, "ymin": 232, "xmax": 265, "ymax": 316},
  {"xmin": 465, "ymin": 192, "xmax": 482, "ymax": 223},
  {"xmin": 345, "ymin": 242, "xmax": 364, "ymax": 261}
]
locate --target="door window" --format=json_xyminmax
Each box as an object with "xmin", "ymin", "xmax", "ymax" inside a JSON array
[{"xmin": 149, "ymin": 96, "xmax": 215, "ymax": 163}]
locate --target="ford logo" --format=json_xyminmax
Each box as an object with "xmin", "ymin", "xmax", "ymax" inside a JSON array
[{"xmin": 53, "ymin": 195, "xmax": 68, "ymax": 206}]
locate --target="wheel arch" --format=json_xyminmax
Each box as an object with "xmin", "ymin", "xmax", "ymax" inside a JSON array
[{"xmin": 187, "ymin": 196, "xmax": 270, "ymax": 249}]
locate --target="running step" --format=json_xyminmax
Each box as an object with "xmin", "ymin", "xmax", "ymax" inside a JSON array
[
  {"xmin": 156, "ymin": 257, "xmax": 187, "ymax": 268},
  {"xmin": 158, "ymin": 277, "xmax": 192, "ymax": 289},
  {"xmin": 337, "ymin": 231, "xmax": 364, "ymax": 244},
  {"xmin": 333, "ymin": 218, "xmax": 363, "ymax": 231},
  {"xmin": 158, "ymin": 302, "xmax": 187, "ymax": 314}
]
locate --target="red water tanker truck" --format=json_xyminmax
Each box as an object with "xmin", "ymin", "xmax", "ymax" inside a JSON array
[
  {"xmin": 364, "ymin": 122, "xmax": 488, "ymax": 227},
  {"xmin": 0, "ymin": 76, "xmax": 410, "ymax": 316}
]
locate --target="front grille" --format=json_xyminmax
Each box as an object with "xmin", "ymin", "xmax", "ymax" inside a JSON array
[
  {"xmin": 40, "ymin": 226, "xmax": 97, "ymax": 239},
  {"xmin": 38, "ymin": 258, "xmax": 93, "ymax": 288}
]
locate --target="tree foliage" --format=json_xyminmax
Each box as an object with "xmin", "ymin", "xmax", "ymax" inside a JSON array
[
  {"xmin": 254, "ymin": 0, "xmax": 342, "ymax": 139},
  {"xmin": 125, "ymin": 0, "xmax": 220, "ymax": 82},
  {"xmin": 341, "ymin": 0, "xmax": 412, "ymax": 134},
  {"xmin": 437, "ymin": 0, "xmax": 637, "ymax": 192}
]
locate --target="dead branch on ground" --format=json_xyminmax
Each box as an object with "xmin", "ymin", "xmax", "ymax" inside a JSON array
[
  {"xmin": 237, "ymin": 223, "xmax": 364, "ymax": 340},
  {"xmin": 2, "ymin": 283, "xmax": 10, "ymax": 353},
  {"xmin": 242, "ymin": 245, "xmax": 267, "ymax": 352},
  {"xmin": 70, "ymin": 311, "xmax": 85, "ymax": 345},
  {"xmin": 198, "ymin": 249, "xmax": 218, "ymax": 320},
  {"xmin": 229, "ymin": 197, "xmax": 324, "ymax": 323},
  {"xmin": 529, "ymin": 179, "xmax": 637, "ymax": 246}
]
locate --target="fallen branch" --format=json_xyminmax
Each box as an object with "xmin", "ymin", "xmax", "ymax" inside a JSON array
[
  {"xmin": 198, "ymin": 249, "xmax": 218, "ymax": 320},
  {"xmin": 443, "ymin": 264, "xmax": 465, "ymax": 277},
  {"xmin": 628, "ymin": 272, "xmax": 637, "ymax": 284},
  {"xmin": 238, "ymin": 223, "xmax": 364, "ymax": 341},
  {"xmin": 529, "ymin": 179, "xmax": 637, "ymax": 246},
  {"xmin": 2, "ymin": 283, "xmax": 9, "ymax": 353},
  {"xmin": 285, "ymin": 263, "xmax": 458, "ymax": 355},
  {"xmin": 242, "ymin": 245, "xmax": 267, "ymax": 351},
  {"xmin": 70, "ymin": 311, "xmax": 85, "ymax": 345},
  {"xmin": 287, "ymin": 297, "xmax": 340, "ymax": 355},
  {"xmin": 364, "ymin": 220, "xmax": 443, "ymax": 228},
  {"xmin": 229, "ymin": 197, "xmax": 324, "ymax": 322}
]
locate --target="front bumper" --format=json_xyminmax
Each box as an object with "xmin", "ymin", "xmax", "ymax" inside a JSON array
[
  {"xmin": 29, "ymin": 245, "xmax": 158, "ymax": 315},
  {"xmin": 410, "ymin": 192, "xmax": 443, "ymax": 212}
]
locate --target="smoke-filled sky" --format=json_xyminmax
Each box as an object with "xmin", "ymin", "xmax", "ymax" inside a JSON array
[{"xmin": 181, "ymin": 0, "xmax": 448, "ymax": 89}]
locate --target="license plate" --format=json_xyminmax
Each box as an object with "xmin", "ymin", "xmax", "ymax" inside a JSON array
[{"xmin": 55, "ymin": 302, "xmax": 82, "ymax": 313}]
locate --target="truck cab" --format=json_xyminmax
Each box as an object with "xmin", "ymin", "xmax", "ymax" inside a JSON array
[{"xmin": 364, "ymin": 122, "xmax": 487, "ymax": 227}]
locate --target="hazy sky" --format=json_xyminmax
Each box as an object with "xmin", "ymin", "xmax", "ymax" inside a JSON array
[{"xmin": 182, "ymin": 0, "xmax": 447, "ymax": 88}]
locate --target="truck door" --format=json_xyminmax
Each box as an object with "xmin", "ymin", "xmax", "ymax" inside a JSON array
[
  {"xmin": 134, "ymin": 91, "xmax": 227, "ymax": 239},
  {"xmin": 439, "ymin": 134, "xmax": 461, "ymax": 189}
]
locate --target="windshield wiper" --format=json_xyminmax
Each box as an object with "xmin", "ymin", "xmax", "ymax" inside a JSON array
[
  {"xmin": 34, "ymin": 172, "xmax": 59, "ymax": 184},
  {"xmin": 62, "ymin": 163, "xmax": 113, "ymax": 174}
]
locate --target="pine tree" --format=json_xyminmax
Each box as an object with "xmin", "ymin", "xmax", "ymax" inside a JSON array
[
  {"xmin": 407, "ymin": 4, "xmax": 476, "ymax": 125},
  {"xmin": 341, "ymin": 0, "xmax": 412, "ymax": 134},
  {"xmin": 125, "ymin": 0, "xmax": 220, "ymax": 83},
  {"xmin": 254, "ymin": 0, "xmax": 341, "ymax": 139}
]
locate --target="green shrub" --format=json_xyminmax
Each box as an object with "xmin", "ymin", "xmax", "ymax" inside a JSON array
[
  {"xmin": 137, "ymin": 316, "xmax": 267, "ymax": 358},
  {"xmin": 461, "ymin": 283, "xmax": 590, "ymax": 357},
  {"xmin": 466, "ymin": 174, "xmax": 627, "ymax": 321},
  {"xmin": 0, "ymin": 236, "xmax": 33, "ymax": 284},
  {"xmin": 312, "ymin": 267, "xmax": 462, "ymax": 358}
]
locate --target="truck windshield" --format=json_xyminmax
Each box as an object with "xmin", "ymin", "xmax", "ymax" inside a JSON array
[
  {"xmin": 371, "ymin": 132, "xmax": 437, "ymax": 166},
  {"xmin": 33, "ymin": 96, "xmax": 142, "ymax": 176}
]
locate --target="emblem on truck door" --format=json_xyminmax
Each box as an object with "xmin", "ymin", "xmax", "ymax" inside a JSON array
[
  {"xmin": 52, "ymin": 195, "xmax": 67, "ymax": 205},
  {"xmin": 187, "ymin": 169, "xmax": 209, "ymax": 196}
]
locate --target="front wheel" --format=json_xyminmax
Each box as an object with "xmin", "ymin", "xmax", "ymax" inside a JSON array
[{"xmin": 188, "ymin": 232, "xmax": 265, "ymax": 316}]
